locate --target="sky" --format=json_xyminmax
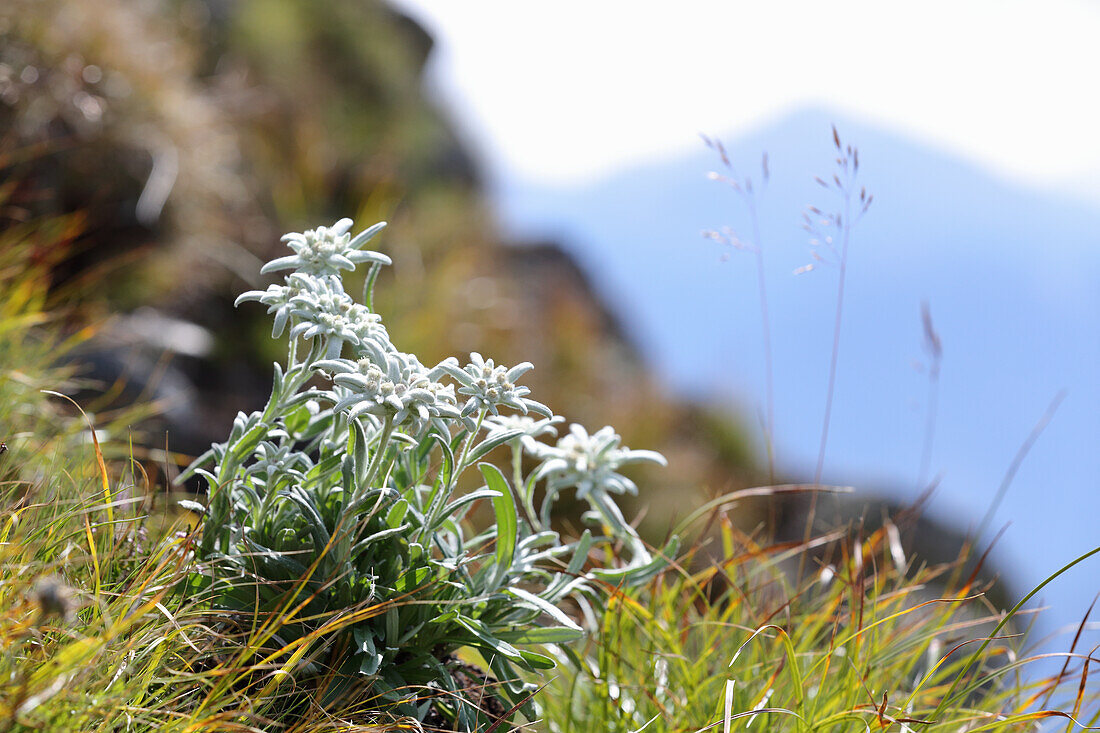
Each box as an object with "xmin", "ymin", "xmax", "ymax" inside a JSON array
[{"xmin": 392, "ymin": 0, "xmax": 1100, "ymax": 201}]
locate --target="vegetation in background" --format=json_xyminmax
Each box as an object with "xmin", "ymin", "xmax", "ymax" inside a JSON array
[
  {"xmin": 542, "ymin": 488, "xmax": 1100, "ymax": 731},
  {"xmin": 0, "ymin": 192, "xmax": 187, "ymax": 729}
]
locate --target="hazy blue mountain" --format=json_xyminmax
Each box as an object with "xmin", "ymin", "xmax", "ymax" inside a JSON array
[{"xmin": 488, "ymin": 108, "xmax": 1100, "ymax": 640}]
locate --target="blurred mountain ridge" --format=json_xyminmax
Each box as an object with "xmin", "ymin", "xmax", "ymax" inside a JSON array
[{"xmin": 492, "ymin": 106, "xmax": 1098, "ymax": 464}]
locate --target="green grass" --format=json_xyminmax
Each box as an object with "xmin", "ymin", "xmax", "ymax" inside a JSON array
[
  {"xmin": 0, "ymin": 206, "xmax": 211, "ymax": 730},
  {"xmin": 538, "ymin": 493, "xmax": 1100, "ymax": 731}
]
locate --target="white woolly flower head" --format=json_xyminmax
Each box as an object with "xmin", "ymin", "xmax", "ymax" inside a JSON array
[
  {"xmin": 530, "ymin": 424, "xmax": 667, "ymax": 502},
  {"xmin": 262, "ymin": 219, "xmax": 392, "ymax": 278},
  {"xmin": 315, "ymin": 352, "xmax": 460, "ymax": 430},
  {"xmin": 283, "ymin": 275, "xmax": 390, "ymax": 359},
  {"xmin": 435, "ymin": 352, "xmax": 551, "ymax": 419},
  {"xmin": 234, "ymin": 281, "xmax": 297, "ymax": 339},
  {"xmin": 235, "ymin": 268, "xmax": 391, "ymax": 360},
  {"xmin": 484, "ymin": 414, "xmax": 565, "ymax": 452}
]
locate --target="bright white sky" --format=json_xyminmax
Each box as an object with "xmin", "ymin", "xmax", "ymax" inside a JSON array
[{"xmin": 391, "ymin": 0, "xmax": 1100, "ymax": 197}]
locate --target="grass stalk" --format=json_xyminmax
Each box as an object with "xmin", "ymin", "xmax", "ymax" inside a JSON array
[
  {"xmin": 916, "ymin": 302, "xmax": 942, "ymax": 490},
  {"xmin": 703, "ymin": 139, "xmax": 776, "ymax": 483}
]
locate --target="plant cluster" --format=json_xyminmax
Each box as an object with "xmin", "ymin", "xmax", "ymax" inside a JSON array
[{"xmin": 182, "ymin": 218, "xmax": 676, "ymax": 727}]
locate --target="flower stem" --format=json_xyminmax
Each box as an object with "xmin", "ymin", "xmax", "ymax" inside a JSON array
[
  {"xmin": 511, "ymin": 440, "xmax": 536, "ymax": 528},
  {"xmin": 361, "ymin": 414, "xmax": 394, "ymax": 494}
]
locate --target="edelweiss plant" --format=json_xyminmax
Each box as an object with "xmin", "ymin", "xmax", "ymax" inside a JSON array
[{"xmin": 183, "ymin": 218, "xmax": 675, "ymax": 728}]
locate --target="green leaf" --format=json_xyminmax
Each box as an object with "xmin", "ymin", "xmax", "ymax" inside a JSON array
[
  {"xmin": 592, "ymin": 535, "xmax": 681, "ymax": 584},
  {"xmin": 349, "ymin": 525, "xmax": 409, "ymax": 561},
  {"xmin": 488, "ymin": 654, "xmax": 534, "ymax": 697},
  {"xmin": 566, "ymin": 529, "xmax": 594, "ymax": 575},
  {"xmin": 231, "ymin": 422, "xmax": 269, "ymax": 460},
  {"xmin": 297, "ymin": 407, "xmax": 334, "ymax": 442},
  {"xmin": 441, "ymin": 487, "xmax": 501, "ymax": 521},
  {"xmin": 350, "ymin": 417, "xmax": 369, "ymax": 484},
  {"xmin": 518, "ymin": 649, "xmax": 556, "ymax": 670},
  {"xmin": 397, "ymin": 620, "xmax": 427, "ymax": 645},
  {"xmin": 308, "ymin": 453, "xmax": 344, "ymax": 481},
  {"xmin": 282, "ymin": 404, "xmax": 311, "ymax": 435},
  {"xmin": 453, "ymin": 615, "xmax": 524, "ymax": 663},
  {"xmin": 239, "ymin": 536, "xmax": 310, "ymax": 581},
  {"xmin": 352, "ymin": 627, "xmax": 383, "ymax": 676},
  {"xmin": 395, "ymin": 564, "xmax": 432, "ymax": 593},
  {"xmin": 362, "ymin": 260, "xmax": 383, "ymax": 310},
  {"xmin": 480, "ymin": 463, "xmax": 517, "ymax": 589},
  {"xmin": 341, "ymin": 454, "xmax": 355, "ymax": 497},
  {"xmin": 505, "ymin": 587, "xmax": 582, "ymax": 631},
  {"xmin": 271, "ymin": 361, "xmax": 285, "ymax": 399},
  {"xmin": 385, "ymin": 498, "xmax": 408, "ymax": 528},
  {"xmin": 384, "ymin": 606, "xmax": 400, "ymax": 648},
  {"xmin": 276, "ymin": 485, "xmax": 332, "ymax": 552},
  {"xmin": 231, "ymin": 481, "xmax": 262, "ymax": 512},
  {"xmin": 178, "ymin": 447, "xmax": 216, "ymax": 481},
  {"xmin": 498, "ymin": 625, "xmax": 585, "ymax": 645},
  {"xmin": 421, "ymin": 432, "xmax": 455, "ymax": 513},
  {"xmin": 465, "ymin": 427, "xmax": 524, "ymax": 465},
  {"xmin": 284, "ymin": 388, "xmax": 331, "ymax": 408}
]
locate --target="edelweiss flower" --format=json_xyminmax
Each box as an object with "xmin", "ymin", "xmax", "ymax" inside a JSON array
[
  {"xmin": 234, "ymin": 281, "xmax": 297, "ymax": 339},
  {"xmin": 530, "ymin": 424, "xmax": 666, "ymax": 502},
  {"xmin": 435, "ymin": 352, "xmax": 551, "ymax": 418},
  {"xmin": 263, "ymin": 274, "xmax": 391, "ymax": 360},
  {"xmin": 315, "ymin": 352, "xmax": 460, "ymax": 430},
  {"xmin": 484, "ymin": 414, "xmax": 565, "ymax": 453},
  {"xmin": 234, "ymin": 270, "xmax": 392, "ymax": 356},
  {"xmin": 262, "ymin": 219, "xmax": 392, "ymax": 278}
]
